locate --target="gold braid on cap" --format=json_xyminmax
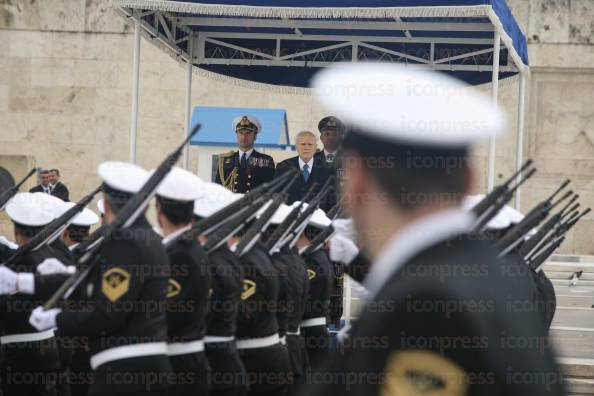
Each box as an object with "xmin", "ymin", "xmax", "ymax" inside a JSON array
[{"xmin": 236, "ymin": 116, "xmax": 258, "ymax": 133}]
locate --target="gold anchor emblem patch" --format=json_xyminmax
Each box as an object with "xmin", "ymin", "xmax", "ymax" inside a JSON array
[
  {"xmin": 166, "ymin": 279, "xmax": 182, "ymax": 298},
  {"xmin": 307, "ymin": 269, "xmax": 316, "ymax": 280},
  {"xmin": 101, "ymin": 267, "xmax": 130, "ymax": 302},
  {"xmin": 241, "ymin": 279, "xmax": 256, "ymax": 300}
]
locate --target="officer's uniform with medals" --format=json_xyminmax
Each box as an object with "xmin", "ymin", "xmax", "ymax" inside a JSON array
[
  {"xmin": 0, "ymin": 192, "xmax": 62, "ymax": 396},
  {"xmin": 298, "ymin": 209, "xmax": 334, "ymax": 372},
  {"xmin": 30, "ymin": 162, "xmax": 174, "ymax": 396},
  {"xmin": 215, "ymin": 116, "xmax": 275, "ymax": 193},
  {"xmin": 301, "ymin": 64, "xmax": 564, "ymax": 396},
  {"xmin": 156, "ymin": 168, "xmax": 212, "ymax": 396},
  {"xmin": 194, "ymin": 186, "xmax": 248, "ymax": 396}
]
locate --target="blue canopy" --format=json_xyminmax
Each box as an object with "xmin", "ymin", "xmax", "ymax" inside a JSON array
[
  {"xmin": 189, "ymin": 106, "xmax": 290, "ymax": 148},
  {"xmin": 116, "ymin": 0, "xmax": 528, "ymax": 87}
]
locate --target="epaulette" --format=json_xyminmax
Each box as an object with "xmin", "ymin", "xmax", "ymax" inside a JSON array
[{"xmin": 219, "ymin": 150, "xmax": 235, "ymax": 158}]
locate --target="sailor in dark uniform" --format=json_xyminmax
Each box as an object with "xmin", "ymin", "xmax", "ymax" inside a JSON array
[
  {"xmin": 227, "ymin": 213, "xmax": 291, "ymax": 396},
  {"xmin": 262, "ymin": 203, "xmax": 310, "ymax": 396},
  {"xmin": 300, "ymin": 63, "xmax": 563, "ymax": 396},
  {"xmin": 0, "ymin": 192, "xmax": 67, "ymax": 396},
  {"xmin": 215, "ymin": 115, "xmax": 275, "ymax": 194},
  {"xmin": 155, "ymin": 167, "xmax": 212, "ymax": 396},
  {"xmin": 313, "ymin": 116, "xmax": 344, "ymax": 168},
  {"xmin": 28, "ymin": 161, "xmax": 174, "ymax": 396},
  {"xmin": 60, "ymin": 203, "xmax": 100, "ymax": 251},
  {"xmin": 292, "ymin": 206, "xmax": 333, "ymax": 373}
]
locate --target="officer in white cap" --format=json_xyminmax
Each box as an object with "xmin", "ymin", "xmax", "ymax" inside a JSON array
[
  {"xmin": 300, "ymin": 64, "xmax": 563, "ymax": 396},
  {"xmin": 28, "ymin": 161, "xmax": 174, "ymax": 396},
  {"xmin": 290, "ymin": 204, "xmax": 333, "ymax": 372},
  {"xmin": 154, "ymin": 167, "xmax": 211, "ymax": 396},
  {"xmin": 214, "ymin": 115, "xmax": 275, "ymax": 193},
  {"xmin": 0, "ymin": 192, "xmax": 63, "ymax": 396},
  {"xmin": 260, "ymin": 203, "xmax": 310, "ymax": 395},
  {"xmin": 193, "ymin": 184, "xmax": 247, "ymax": 396}
]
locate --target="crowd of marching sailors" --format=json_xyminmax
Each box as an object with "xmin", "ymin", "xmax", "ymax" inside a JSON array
[{"xmin": 0, "ymin": 65, "xmax": 590, "ymax": 396}]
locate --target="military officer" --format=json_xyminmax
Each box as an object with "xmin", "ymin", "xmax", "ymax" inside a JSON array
[
  {"xmin": 28, "ymin": 161, "xmax": 174, "ymax": 396},
  {"xmin": 300, "ymin": 63, "xmax": 564, "ymax": 396},
  {"xmin": 193, "ymin": 185, "xmax": 248, "ymax": 396},
  {"xmin": 215, "ymin": 115, "xmax": 275, "ymax": 193},
  {"xmin": 153, "ymin": 167, "xmax": 212, "ymax": 396},
  {"xmin": 293, "ymin": 206, "xmax": 333, "ymax": 372},
  {"xmin": 314, "ymin": 116, "xmax": 345, "ymax": 167},
  {"xmin": 59, "ymin": 203, "xmax": 100, "ymax": 250},
  {"xmin": 0, "ymin": 192, "xmax": 65, "ymax": 396}
]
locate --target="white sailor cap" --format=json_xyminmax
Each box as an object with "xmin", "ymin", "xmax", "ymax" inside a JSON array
[
  {"xmin": 503, "ymin": 205, "xmax": 524, "ymax": 224},
  {"xmin": 156, "ymin": 167, "xmax": 206, "ymax": 202},
  {"xmin": 193, "ymin": 183, "xmax": 241, "ymax": 218},
  {"xmin": 5, "ymin": 192, "xmax": 56, "ymax": 227},
  {"xmin": 232, "ymin": 115, "xmax": 261, "ymax": 134},
  {"xmin": 312, "ymin": 63, "xmax": 505, "ymax": 147},
  {"xmin": 96, "ymin": 199, "xmax": 105, "ymax": 215},
  {"xmin": 293, "ymin": 201, "xmax": 331, "ymax": 229},
  {"xmin": 463, "ymin": 195, "xmax": 511, "ymax": 230},
  {"xmin": 266, "ymin": 203, "xmax": 293, "ymax": 225},
  {"xmin": 57, "ymin": 202, "xmax": 100, "ymax": 227},
  {"xmin": 98, "ymin": 161, "xmax": 149, "ymax": 194}
]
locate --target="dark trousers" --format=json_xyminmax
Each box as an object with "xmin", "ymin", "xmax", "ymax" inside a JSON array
[
  {"xmin": 205, "ymin": 341, "xmax": 248, "ymax": 396},
  {"xmin": 301, "ymin": 326, "xmax": 330, "ymax": 372},
  {"xmin": 238, "ymin": 344, "xmax": 291, "ymax": 396},
  {"xmin": 286, "ymin": 335, "xmax": 310, "ymax": 396}
]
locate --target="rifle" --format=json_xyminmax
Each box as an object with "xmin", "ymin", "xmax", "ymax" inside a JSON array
[
  {"xmin": 299, "ymin": 203, "xmax": 344, "ymax": 256},
  {"xmin": 263, "ymin": 182, "xmax": 319, "ymax": 255},
  {"xmin": 175, "ymin": 170, "xmax": 298, "ymax": 245},
  {"xmin": 233, "ymin": 173, "xmax": 301, "ymax": 256},
  {"xmin": 0, "ymin": 168, "xmax": 37, "ymax": 211},
  {"xmin": 2, "ymin": 185, "xmax": 102, "ymax": 269},
  {"xmin": 281, "ymin": 178, "xmax": 334, "ymax": 250},
  {"xmin": 472, "ymin": 168, "xmax": 536, "ymax": 232},
  {"xmin": 494, "ymin": 181, "xmax": 572, "ymax": 256},
  {"xmin": 471, "ymin": 160, "xmax": 533, "ymax": 218},
  {"xmin": 43, "ymin": 123, "xmax": 201, "ymax": 309}
]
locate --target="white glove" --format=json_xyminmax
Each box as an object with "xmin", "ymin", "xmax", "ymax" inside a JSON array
[
  {"xmin": 332, "ymin": 218, "xmax": 356, "ymax": 241},
  {"xmin": 0, "ymin": 266, "xmax": 34, "ymax": 295},
  {"xmin": 329, "ymin": 234, "xmax": 359, "ymax": 265},
  {"xmin": 0, "ymin": 236, "xmax": 18, "ymax": 250},
  {"xmin": 29, "ymin": 306, "xmax": 61, "ymax": 331},
  {"xmin": 36, "ymin": 258, "xmax": 76, "ymax": 275}
]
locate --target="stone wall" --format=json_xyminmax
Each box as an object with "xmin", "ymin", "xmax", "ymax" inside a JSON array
[{"xmin": 0, "ymin": 0, "xmax": 592, "ymax": 254}]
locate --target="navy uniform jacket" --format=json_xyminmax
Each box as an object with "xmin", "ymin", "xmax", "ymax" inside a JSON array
[
  {"xmin": 214, "ymin": 150, "xmax": 275, "ymax": 193},
  {"xmin": 56, "ymin": 216, "xmax": 173, "ymax": 395},
  {"xmin": 303, "ymin": 236, "xmax": 565, "ymax": 396},
  {"xmin": 302, "ymin": 249, "xmax": 333, "ymax": 322},
  {"xmin": 274, "ymin": 156, "xmax": 335, "ymax": 212}
]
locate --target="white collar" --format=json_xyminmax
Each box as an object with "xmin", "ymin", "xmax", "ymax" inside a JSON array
[
  {"xmin": 68, "ymin": 243, "xmax": 79, "ymax": 251},
  {"xmin": 363, "ymin": 208, "xmax": 473, "ymax": 299},
  {"xmin": 238, "ymin": 148, "xmax": 254, "ymax": 159},
  {"xmin": 324, "ymin": 149, "xmax": 337, "ymax": 157},
  {"xmin": 161, "ymin": 224, "xmax": 192, "ymax": 245},
  {"xmin": 298, "ymin": 157, "xmax": 314, "ymax": 170}
]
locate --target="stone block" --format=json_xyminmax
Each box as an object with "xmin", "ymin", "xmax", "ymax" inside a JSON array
[
  {"xmin": 84, "ymin": 1, "xmax": 130, "ymax": 34},
  {"xmin": 31, "ymin": 58, "xmax": 75, "ymax": 87},
  {"xmin": 528, "ymin": 0, "xmax": 570, "ymax": 44},
  {"xmin": 52, "ymin": 32, "xmax": 86, "ymax": 59},
  {"xmin": 74, "ymin": 59, "xmax": 118, "ymax": 88},
  {"xmin": 82, "ymin": 33, "xmax": 132, "ymax": 61},
  {"xmin": 0, "ymin": 57, "xmax": 31, "ymax": 86},
  {"xmin": 9, "ymin": 30, "xmax": 52, "ymax": 58},
  {"xmin": 0, "ymin": 0, "xmax": 41, "ymax": 30},
  {"xmin": 569, "ymin": 0, "xmax": 594, "ymax": 44},
  {"xmin": 38, "ymin": 0, "xmax": 85, "ymax": 31},
  {"xmin": 0, "ymin": 31, "xmax": 9, "ymax": 57},
  {"xmin": 9, "ymin": 86, "xmax": 96, "ymax": 115},
  {"xmin": 0, "ymin": 85, "xmax": 7, "ymax": 113}
]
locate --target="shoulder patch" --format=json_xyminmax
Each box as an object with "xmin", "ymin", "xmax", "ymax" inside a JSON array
[
  {"xmin": 380, "ymin": 350, "xmax": 468, "ymax": 396},
  {"xmin": 241, "ymin": 278, "xmax": 256, "ymax": 300},
  {"xmin": 101, "ymin": 267, "xmax": 130, "ymax": 302},
  {"xmin": 307, "ymin": 269, "xmax": 316, "ymax": 280},
  {"xmin": 219, "ymin": 150, "xmax": 236, "ymax": 158},
  {"xmin": 166, "ymin": 278, "xmax": 182, "ymax": 298}
]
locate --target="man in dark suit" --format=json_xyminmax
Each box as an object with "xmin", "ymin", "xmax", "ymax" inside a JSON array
[
  {"xmin": 301, "ymin": 64, "xmax": 564, "ymax": 396},
  {"xmin": 275, "ymin": 131, "xmax": 334, "ymax": 211},
  {"xmin": 214, "ymin": 115, "xmax": 275, "ymax": 193},
  {"xmin": 29, "ymin": 169, "xmax": 69, "ymax": 201}
]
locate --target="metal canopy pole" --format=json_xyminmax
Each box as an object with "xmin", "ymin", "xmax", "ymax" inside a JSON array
[
  {"xmin": 514, "ymin": 72, "xmax": 527, "ymax": 209},
  {"xmin": 487, "ymin": 31, "xmax": 501, "ymax": 191},
  {"xmin": 129, "ymin": 20, "xmax": 141, "ymax": 164},
  {"xmin": 183, "ymin": 35, "xmax": 194, "ymax": 170}
]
